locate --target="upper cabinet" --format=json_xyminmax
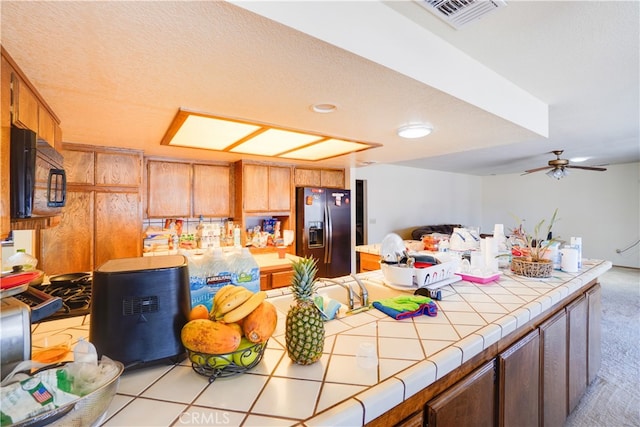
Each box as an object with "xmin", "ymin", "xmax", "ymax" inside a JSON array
[
  {"xmin": 193, "ymin": 164, "xmax": 231, "ymax": 218},
  {"xmin": 1, "ymin": 47, "xmax": 63, "ymax": 239},
  {"xmin": 146, "ymin": 159, "xmax": 232, "ymax": 219},
  {"xmin": 9, "ymin": 59, "xmax": 62, "ymax": 151},
  {"xmin": 294, "ymin": 167, "xmax": 345, "ymax": 189},
  {"xmin": 239, "ymin": 162, "xmax": 291, "ymax": 213},
  {"xmin": 146, "ymin": 160, "xmax": 192, "ymax": 218}
]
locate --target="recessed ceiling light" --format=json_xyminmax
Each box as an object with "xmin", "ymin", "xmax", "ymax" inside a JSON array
[
  {"xmin": 311, "ymin": 103, "xmax": 337, "ymax": 113},
  {"xmin": 397, "ymin": 124, "xmax": 433, "ymax": 139}
]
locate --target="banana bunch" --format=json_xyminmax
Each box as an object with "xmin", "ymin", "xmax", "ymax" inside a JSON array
[{"xmin": 212, "ymin": 285, "xmax": 267, "ymax": 323}]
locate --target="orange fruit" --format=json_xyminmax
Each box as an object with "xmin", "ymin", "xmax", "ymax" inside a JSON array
[{"xmin": 189, "ymin": 304, "xmax": 210, "ymax": 321}]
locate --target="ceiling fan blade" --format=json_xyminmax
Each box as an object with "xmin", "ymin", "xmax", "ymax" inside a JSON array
[
  {"xmin": 523, "ymin": 166, "xmax": 552, "ymax": 174},
  {"xmin": 565, "ymin": 165, "xmax": 607, "ymax": 171}
]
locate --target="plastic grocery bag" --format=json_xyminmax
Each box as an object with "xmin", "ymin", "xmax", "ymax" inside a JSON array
[{"xmin": 0, "ymin": 357, "xmax": 119, "ymax": 426}]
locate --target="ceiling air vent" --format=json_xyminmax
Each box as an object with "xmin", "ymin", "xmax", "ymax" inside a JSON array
[{"xmin": 415, "ymin": 0, "xmax": 507, "ymax": 29}]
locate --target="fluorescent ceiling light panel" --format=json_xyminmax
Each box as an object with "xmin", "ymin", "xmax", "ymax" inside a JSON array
[
  {"xmin": 168, "ymin": 114, "xmax": 260, "ymax": 150},
  {"xmin": 281, "ymin": 138, "xmax": 370, "ymax": 161},
  {"xmin": 230, "ymin": 128, "xmax": 322, "ymax": 156},
  {"xmin": 161, "ymin": 108, "xmax": 380, "ymax": 160}
]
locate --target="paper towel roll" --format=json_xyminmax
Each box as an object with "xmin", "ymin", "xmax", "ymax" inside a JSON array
[{"xmin": 560, "ymin": 248, "xmax": 579, "ymax": 273}]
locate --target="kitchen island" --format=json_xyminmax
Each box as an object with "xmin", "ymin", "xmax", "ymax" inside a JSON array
[{"xmin": 30, "ymin": 259, "xmax": 611, "ymax": 426}]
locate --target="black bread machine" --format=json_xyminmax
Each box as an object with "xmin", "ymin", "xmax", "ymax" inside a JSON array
[{"xmin": 90, "ymin": 255, "xmax": 190, "ymax": 368}]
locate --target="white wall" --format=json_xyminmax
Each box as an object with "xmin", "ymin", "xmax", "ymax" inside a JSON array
[
  {"xmin": 354, "ymin": 164, "xmax": 482, "ymax": 243},
  {"xmin": 481, "ymin": 162, "xmax": 640, "ymax": 268},
  {"xmin": 355, "ymin": 162, "xmax": 639, "ymax": 268}
]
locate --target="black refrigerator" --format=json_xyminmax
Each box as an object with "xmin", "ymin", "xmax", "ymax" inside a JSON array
[{"xmin": 296, "ymin": 187, "xmax": 351, "ymax": 278}]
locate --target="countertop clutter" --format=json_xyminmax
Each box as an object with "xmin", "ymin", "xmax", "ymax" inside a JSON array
[{"xmin": 29, "ymin": 259, "xmax": 611, "ymax": 426}]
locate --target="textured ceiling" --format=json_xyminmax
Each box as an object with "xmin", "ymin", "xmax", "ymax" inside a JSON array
[{"xmin": 1, "ymin": 1, "xmax": 638, "ymax": 175}]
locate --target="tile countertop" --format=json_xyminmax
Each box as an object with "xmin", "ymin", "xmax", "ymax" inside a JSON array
[{"xmin": 30, "ymin": 259, "xmax": 612, "ymax": 427}]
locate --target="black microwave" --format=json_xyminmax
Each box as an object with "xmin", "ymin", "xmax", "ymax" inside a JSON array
[{"xmin": 10, "ymin": 126, "xmax": 66, "ymax": 219}]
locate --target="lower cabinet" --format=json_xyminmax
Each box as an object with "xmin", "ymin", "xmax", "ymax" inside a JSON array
[
  {"xmin": 539, "ymin": 310, "xmax": 568, "ymax": 427},
  {"xmin": 567, "ymin": 295, "xmax": 588, "ymax": 414},
  {"xmin": 378, "ymin": 282, "xmax": 602, "ymax": 427},
  {"xmin": 498, "ymin": 330, "xmax": 540, "ymax": 427},
  {"xmin": 260, "ymin": 265, "xmax": 295, "ymax": 290},
  {"xmin": 358, "ymin": 252, "xmax": 381, "ymax": 273},
  {"xmin": 426, "ymin": 360, "xmax": 496, "ymax": 427}
]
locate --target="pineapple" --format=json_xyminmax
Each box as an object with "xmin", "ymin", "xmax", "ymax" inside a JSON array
[{"xmin": 285, "ymin": 256, "xmax": 325, "ymax": 365}]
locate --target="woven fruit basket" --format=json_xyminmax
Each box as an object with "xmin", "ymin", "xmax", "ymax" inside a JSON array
[
  {"xmin": 186, "ymin": 340, "xmax": 268, "ymax": 383},
  {"xmin": 511, "ymin": 257, "xmax": 553, "ymax": 278}
]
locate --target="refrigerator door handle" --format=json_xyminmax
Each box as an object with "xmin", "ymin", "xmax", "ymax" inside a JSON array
[{"xmin": 325, "ymin": 201, "xmax": 332, "ymax": 264}]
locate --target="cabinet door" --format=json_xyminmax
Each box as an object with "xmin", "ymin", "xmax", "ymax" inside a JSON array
[
  {"xmin": 294, "ymin": 168, "xmax": 321, "ymax": 187},
  {"xmin": 193, "ymin": 164, "xmax": 230, "ymax": 217},
  {"xmin": 359, "ymin": 252, "xmax": 381, "ymax": 272},
  {"xmin": 587, "ymin": 284, "xmax": 602, "ymax": 384},
  {"xmin": 567, "ymin": 295, "xmax": 588, "ymax": 413},
  {"xmin": 242, "ymin": 164, "xmax": 269, "ymax": 212},
  {"xmin": 96, "ymin": 152, "xmax": 141, "ymax": 186},
  {"xmin": 320, "ymin": 169, "xmax": 345, "ymax": 188},
  {"xmin": 498, "ymin": 329, "xmax": 540, "ymax": 427},
  {"xmin": 12, "ymin": 74, "xmax": 38, "ymax": 132},
  {"xmin": 95, "ymin": 192, "xmax": 141, "ymax": 267},
  {"xmin": 37, "ymin": 106, "xmax": 56, "ymax": 146},
  {"xmin": 426, "ymin": 360, "xmax": 495, "ymax": 427},
  {"xmin": 539, "ymin": 310, "xmax": 568, "ymax": 427},
  {"xmin": 147, "ymin": 161, "xmax": 191, "ymax": 217},
  {"xmin": 64, "ymin": 149, "xmax": 95, "ymax": 185},
  {"xmin": 268, "ymin": 166, "xmax": 291, "ymax": 211},
  {"xmin": 40, "ymin": 190, "xmax": 94, "ymax": 275}
]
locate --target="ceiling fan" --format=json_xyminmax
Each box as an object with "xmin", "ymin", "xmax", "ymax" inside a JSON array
[{"xmin": 522, "ymin": 150, "xmax": 607, "ymax": 179}]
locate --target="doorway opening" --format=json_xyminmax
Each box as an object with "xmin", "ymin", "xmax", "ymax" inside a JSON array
[{"xmin": 356, "ymin": 179, "xmax": 366, "ymax": 246}]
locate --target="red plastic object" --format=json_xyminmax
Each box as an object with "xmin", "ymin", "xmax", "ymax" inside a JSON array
[{"xmin": 0, "ymin": 271, "xmax": 42, "ymax": 290}]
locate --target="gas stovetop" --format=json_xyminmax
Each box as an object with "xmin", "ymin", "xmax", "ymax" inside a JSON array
[{"xmin": 14, "ymin": 274, "xmax": 92, "ymax": 322}]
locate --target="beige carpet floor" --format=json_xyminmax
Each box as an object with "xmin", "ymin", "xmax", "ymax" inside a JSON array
[{"xmin": 565, "ymin": 266, "xmax": 640, "ymax": 427}]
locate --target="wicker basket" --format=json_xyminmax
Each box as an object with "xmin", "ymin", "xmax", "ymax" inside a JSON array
[{"xmin": 511, "ymin": 257, "xmax": 553, "ymax": 278}]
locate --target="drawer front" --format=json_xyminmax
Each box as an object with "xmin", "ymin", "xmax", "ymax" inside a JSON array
[{"xmin": 271, "ymin": 270, "xmax": 294, "ymax": 289}]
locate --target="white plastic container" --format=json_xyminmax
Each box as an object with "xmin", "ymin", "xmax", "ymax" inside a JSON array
[
  {"xmin": 4, "ymin": 249, "xmax": 38, "ymax": 272},
  {"xmin": 570, "ymin": 237, "xmax": 582, "ymax": 268}
]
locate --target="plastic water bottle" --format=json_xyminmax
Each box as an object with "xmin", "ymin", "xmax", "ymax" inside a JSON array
[
  {"xmin": 74, "ymin": 338, "xmax": 98, "ymax": 365},
  {"xmin": 204, "ymin": 248, "xmax": 233, "ymax": 310},
  {"xmin": 570, "ymin": 237, "xmax": 582, "ymax": 269},
  {"xmin": 230, "ymin": 248, "xmax": 260, "ymax": 293}
]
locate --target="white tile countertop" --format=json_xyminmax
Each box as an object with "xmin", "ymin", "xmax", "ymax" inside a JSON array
[{"xmin": 30, "ymin": 259, "xmax": 612, "ymax": 426}]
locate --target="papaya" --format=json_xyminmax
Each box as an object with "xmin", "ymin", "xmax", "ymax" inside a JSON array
[
  {"xmin": 242, "ymin": 301, "xmax": 277, "ymax": 343},
  {"xmin": 181, "ymin": 319, "xmax": 241, "ymax": 354}
]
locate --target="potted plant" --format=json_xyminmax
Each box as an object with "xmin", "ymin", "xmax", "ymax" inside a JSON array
[{"xmin": 509, "ymin": 208, "xmax": 559, "ymax": 278}]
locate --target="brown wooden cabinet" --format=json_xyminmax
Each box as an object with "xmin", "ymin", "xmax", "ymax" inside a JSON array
[
  {"xmin": 39, "ymin": 145, "xmax": 142, "ymax": 274},
  {"xmin": 259, "ymin": 264, "xmax": 295, "ymax": 290},
  {"xmin": 426, "ymin": 360, "xmax": 496, "ymax": 427},
  {"xmin": 193, "ymin": 164, "xmax": 231, "ymax": 218},
  {"xmin": 567, "ymin": 295, "xmax": 588, "ymax": 414},
  {"xmin": 497, "ymin": 329, "xmax": 540, "ymax": 427},
  {"xmin": 1, "ymin": 48, "xmax": 63, "ymax": 238},
  {"xmin": 11, "ymin": 73, "xmax": 39, "ymax": 132},
  {"xmin": 146, "ymin": 160, "xmax": 231, "ymax": 219},
  {"xmin": 294, "ymin": 167, "xmax": 345, "ymax": 188},
  {"xmin": 240, "ymin": 162, "xmax": 291, "ymax": 213},
  {"xmin": 539, "ymin": 310, "xmax": 568, "ymax": 427},
  {"xmin": 358, "ymin": 252, "xmax": 381, "ymax": 272},
  {"xmin": 146, "ymin": 160, "xmax": 191, "ymax": 218}
]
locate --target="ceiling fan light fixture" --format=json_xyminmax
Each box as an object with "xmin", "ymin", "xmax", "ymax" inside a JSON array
[
  {"xmin": 546, "ymin": 167, "xmax": 567, "ymax": 180},
  {"xmin": 397, "ymin": 124, "xmax": 433, "ymax": 139}
]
